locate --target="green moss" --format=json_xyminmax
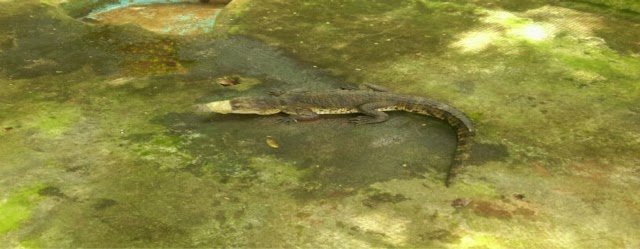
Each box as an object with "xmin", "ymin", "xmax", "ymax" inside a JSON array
[
  {"xmin": 150, "ymin": 135, "xmax": 182, "ymax": 147},
  {"xmin": 560, "ymin": 57, "xmax": 610, "ymax": 75},
  {"xmin": 32, "ymin": 105, "xmax": 82, "ymax": 137},
  {"xmin": 454, "ymin": 181, "xmax": 499, "ymax": 198},
  {"xmin": 554, "ymin": 51, "xmax": 636, "ymax": 80},
  {"xmin": 129, "ymin": 133, "xmax": 194, "ymax": 170},
  {"xmin": 247, "ymin": 156, "xmax": 303, "ymax": 187},
  {"xmin": 18, "ymin": 240, "xmax": 42, "ymax": 248},
  {"xmin": 3, "ymin": 101, "xmax": 84, "ymax": 139},
  {"xmin": 232, "ymin": 0, "xmax": 481, "ymax": 77},
  {"xmin": 595, "ymin": 19, "xmax": 640, "ymax": 54},
  {"xmin": 0, "ymin": 184, "xmax": 45, "ymax": 235},
  {"xmin": 569, "ymin": 0, "xmax": 640, "ymax": 14}
]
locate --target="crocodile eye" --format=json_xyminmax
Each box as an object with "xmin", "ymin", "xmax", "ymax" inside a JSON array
[{"xmin": 231, "ymin": 98, "xmax": 250, "ymax": 107}]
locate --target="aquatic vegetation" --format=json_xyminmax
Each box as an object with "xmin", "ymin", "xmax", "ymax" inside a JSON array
[
  {"xmin": 0, "ymin": 100, "xmax": 82, "ymax": 138},
  {"xmin": 30, "ymin": 104, "xmax": 83, "ymax": 138},
  {"xmin": 232, "ymin": 0, "xmax": 481, "ymax": 77},
  {"xmin": 0, "ymin": 185, "xmax": 45, "ymax": 235},
  {"xmin": 129, "ymin": 133, "xmax": 194, "ymax": 170},
  {"xmin": 571, "ymin": 0, "xmax": 640, "ymax": 13}
]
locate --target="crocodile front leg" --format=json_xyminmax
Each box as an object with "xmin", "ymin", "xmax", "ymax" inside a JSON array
[{"xmin": 350, "ymin": 101, "xmax": 394, "ymax": 125}]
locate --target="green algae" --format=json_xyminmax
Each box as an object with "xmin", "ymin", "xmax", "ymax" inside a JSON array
[
  {"xmin": 454, "ymin": 181, "xmax": 499, "ymax": 197},
  {"xmin": 130, "ymin": 133, "xmax": 194, "ymax": 170},
  {"xmin": 1, "ymin": 99, "xmax": 83, "ymax": 138},
  {"xmin": 0, "ymin": 2, "xmax": 96, "ymax": 79},
  {"xmin": 232, "ymin": 0, "xmax": 481, "ymax": 77},
  {"xmin": 0, "ymin": 184, "xmax": 45, "ymax": 235},
  {"xmin": 30, "ymin": 104, "xmax": 82, "ymax": 137},
  {"xmin": 346, "ymin": 4, "xmax": 640, "ymax": 168},
  {"xmin": 565, "ymin": 0, "xmax": 640, "ymax": 14}
]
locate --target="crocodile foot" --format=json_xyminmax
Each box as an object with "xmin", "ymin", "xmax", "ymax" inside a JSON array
[{"xmin": 349, "ymin": 116, "xmax": 378, "ymax": 125}]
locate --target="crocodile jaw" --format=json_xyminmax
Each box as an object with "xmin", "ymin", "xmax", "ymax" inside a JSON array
[{"xmin": 195, "ymin": 100, "xmax": 233, "ymax": 114}]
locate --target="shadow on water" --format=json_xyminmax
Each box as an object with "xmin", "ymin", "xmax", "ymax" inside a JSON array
[
  {"xmin": 149, "ymin": 107, "xmax": 508, "ymax": 199},
  {"xmin": 148, "ymin": 111, "xmax": 449, "ymax": 196}
]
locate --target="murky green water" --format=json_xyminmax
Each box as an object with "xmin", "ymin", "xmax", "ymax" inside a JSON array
[{"xmin": 1, "ymin": 0, "xmax": 639, "ymax": 248}]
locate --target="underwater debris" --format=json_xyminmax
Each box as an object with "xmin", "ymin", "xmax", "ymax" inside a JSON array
[
  {"xmin": 418, "ymin": 229, "xmax": 461, "ymax": 243},
  {"xmin": 266, "ymin": 136, "xmax": 279, "ymax": 148},
  {"xmin": 451, "ymin": 198, "xmax": 472, "ymax": 208},
  {"xmin": 37, "ymin": 186, "xmax": 72, "ymax": 200},
  {"xmin": 362, "ymin": 192, "xmax": 410, "ymax": 208},
  {"xmin": 92, "ymin": 198, "xmax": 119, "ymax": 211},
  {"xmin": 216, "ymin": 75, "xmax": 240, "ymax": 86}
]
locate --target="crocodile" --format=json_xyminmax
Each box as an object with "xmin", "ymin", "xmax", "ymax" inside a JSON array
[{"xmin": 195, "ymin": 86, "xmax": 475, "ymax": 187}]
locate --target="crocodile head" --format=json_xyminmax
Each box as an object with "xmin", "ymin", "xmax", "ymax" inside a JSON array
[{"xmin": 195, "ymin": 96, "xmax": 281, "ymax": 115}]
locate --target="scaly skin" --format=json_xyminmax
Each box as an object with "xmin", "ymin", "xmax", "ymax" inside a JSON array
[{"xmin": 196, "ymin": 88, "xmax": 475, "ymax": 187}]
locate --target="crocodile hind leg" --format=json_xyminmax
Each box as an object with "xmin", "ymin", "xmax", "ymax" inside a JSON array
[{"xmin": 350, "ymin": 101, "xmax": 393, "ymax": 125}]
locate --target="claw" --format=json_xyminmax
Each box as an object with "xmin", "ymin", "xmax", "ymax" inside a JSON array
[{"xmin": 349, "ymin": 116, "xmax": 370, "ymax": 125}]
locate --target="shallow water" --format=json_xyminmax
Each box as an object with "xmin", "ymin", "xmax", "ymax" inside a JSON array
[{"xmin": 1, "ymin": 0, "xmax": 639, "ymax": 248}]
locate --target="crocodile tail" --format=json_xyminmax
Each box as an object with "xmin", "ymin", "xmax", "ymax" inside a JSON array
[{"xmin": 445, "ymin": 127, "xmax": 474, "ymax": 187}]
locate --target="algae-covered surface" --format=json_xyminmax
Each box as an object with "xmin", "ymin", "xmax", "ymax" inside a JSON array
[{"xmin": 1, "ymin": 0, "xmax": 640, "ymax": 248}]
